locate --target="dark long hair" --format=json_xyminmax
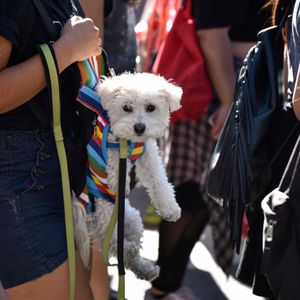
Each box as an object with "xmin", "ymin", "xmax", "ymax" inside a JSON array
[{"xmin": 266, "ymin": 0, "xmax": 293, "ymax": 24}]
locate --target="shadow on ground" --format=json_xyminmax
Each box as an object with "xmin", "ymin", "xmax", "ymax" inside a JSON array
[{"xmin": 183, "ymin": 265, "xmax": 228, "ymax": 300}]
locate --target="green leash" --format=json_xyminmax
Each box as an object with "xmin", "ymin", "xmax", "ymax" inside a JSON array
[
  {"xmin": 102, "ymin": 138, "xmax": 128, "ymax": 300},
  {"xmin": 39, "ymin": 44, "xmax": 76, "ymax": 300},
  {"xmin": 39, "ymin": 43, "xmax": 127, "ymax": 300}
]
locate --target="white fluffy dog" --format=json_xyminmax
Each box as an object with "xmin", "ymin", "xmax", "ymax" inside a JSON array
[{"xmin": 73, "ymin": 72, "xmax": 182, "ymax": 281}]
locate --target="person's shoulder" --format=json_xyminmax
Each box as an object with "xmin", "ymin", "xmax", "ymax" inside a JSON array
[
  {"xmin": 1, "ymin": 0, "xmax": 33, "ymax": 22},
  {"xmin": 0, "ymin": 0, "xmax": 34, "ymax": 48},
  {"xmin": 1, "ymin": 0, "xmax": 32, "ymax": 14}
]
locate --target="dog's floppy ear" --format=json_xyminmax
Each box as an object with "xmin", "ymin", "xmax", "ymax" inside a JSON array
[
  {"xmin": 96, "ymin": 77, "xmax": 120, "ymax": 110},
  {"xmin": 163, "ymin": 81, "xmax": 182, "ymax": 113}
]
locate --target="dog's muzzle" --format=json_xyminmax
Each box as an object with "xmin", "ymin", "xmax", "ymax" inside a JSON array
[{"xmin": 134, "ymin": 123, "xmax": 146, "ymax": 135}]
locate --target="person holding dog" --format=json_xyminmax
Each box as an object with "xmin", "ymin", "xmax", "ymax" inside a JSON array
[{"xmin": 0, "ymin": 0, "xmax": 103, "ymax": 299}]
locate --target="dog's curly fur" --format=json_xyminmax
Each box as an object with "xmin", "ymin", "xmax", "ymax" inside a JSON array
[{"xmin": 73, "ymin": 73, "xmax": 182, "ymax": 281}]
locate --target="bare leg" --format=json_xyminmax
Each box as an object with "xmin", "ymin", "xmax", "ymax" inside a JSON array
[
  {"xmin": 6, "ymin": 252, "xmax": 94, "ymax": 300},
  {"xmin": 89, "ymin": 248, "xmax": 109, "ymax": 300}
]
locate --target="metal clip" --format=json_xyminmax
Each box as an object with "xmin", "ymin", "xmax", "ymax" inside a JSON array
[{"xmin": 266, "ymin": 219, "xmax": 277, "ymax": 242}]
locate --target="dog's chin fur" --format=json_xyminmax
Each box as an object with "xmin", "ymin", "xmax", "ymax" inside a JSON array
[{"xmin": 74, "ymin": 72, "xmax": 182, "ymax": 282}]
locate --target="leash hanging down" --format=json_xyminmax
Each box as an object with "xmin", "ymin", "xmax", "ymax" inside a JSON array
[{"xmin": 77, "ymin": 53, "xmax": 138, "ymax": 300}]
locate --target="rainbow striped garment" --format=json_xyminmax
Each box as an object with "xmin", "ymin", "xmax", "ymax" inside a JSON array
[{"xmin": 76, "ymin": 58, "xmax": 145, "ymax": 209}]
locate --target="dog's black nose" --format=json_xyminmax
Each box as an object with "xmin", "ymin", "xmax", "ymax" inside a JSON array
[{"xmin": 134, "ymin": 123, "xmax": 146, "ymax": 135}]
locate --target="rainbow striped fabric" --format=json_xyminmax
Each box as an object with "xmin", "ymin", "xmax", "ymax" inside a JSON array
[{"xmin": 76, "ymin": 58, "xmax": 145, "ymax": 209}]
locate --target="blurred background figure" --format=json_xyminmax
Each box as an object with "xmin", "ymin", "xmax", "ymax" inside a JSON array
[
  {"xmin": 104, "ymin": 0, "xmax": 140, "ymax": 74},
  {"xmin": 135, "ymin": 0, "xmax": 181, "ymax": 73}
]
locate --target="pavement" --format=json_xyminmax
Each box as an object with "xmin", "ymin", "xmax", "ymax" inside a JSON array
[{"xmin": 108, "ymin": 185, "xmax": 265, "ymax": 300}]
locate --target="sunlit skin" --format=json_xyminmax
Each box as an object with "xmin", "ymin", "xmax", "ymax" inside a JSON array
[
  {"xmin": 292, "ymin": 66, "xmax": 300, "ymax": 120},
  {"xmin": 197, "ymin": 28, "xmax": 235, "ymax": 140}
]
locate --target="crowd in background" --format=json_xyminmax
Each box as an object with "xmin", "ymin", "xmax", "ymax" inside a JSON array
[{"xmin": 0, "ymin": 0, "xmax": 300, "ymax": 299}]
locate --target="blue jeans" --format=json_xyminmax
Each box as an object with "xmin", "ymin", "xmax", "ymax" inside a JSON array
[{"xmin": 0, "ymin": 129, "xmax": 67, "ymax": 288}]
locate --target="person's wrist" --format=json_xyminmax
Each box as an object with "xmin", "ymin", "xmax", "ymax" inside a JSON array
[{"xmin": 53, "ymin": 38, "xmax": 75, "ymax": 72}]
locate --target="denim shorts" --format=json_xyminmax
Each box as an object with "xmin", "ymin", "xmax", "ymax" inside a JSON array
[{"xmin": 0, "ymin": 129, "xmax": 68, "ymax": 288}]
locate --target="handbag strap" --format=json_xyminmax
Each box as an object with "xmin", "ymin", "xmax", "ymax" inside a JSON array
[
  {"xmin": 257, "ymin": 121, "xmax": 300, "ymax": 181},
  {"xmin": 29, "ymin": 0, "xmax": 78, "ymax": 126},
  {"xmin": 38, "ymin": 43, "xmax": 76, "ymax": 300},
  {"xmin": 31, "ymin": 0, "xmax": 86, "ymax": 40},
  {"xmin": 279, "ymin": 133, "xmax": 300, "ymax": 192},
  {"xmin": 72, "ymin": 0, "xmax": 86, "ymax": 17},
  {"xmin": 31, "ymin": 0, "xmax": 58, "ymax": 40}
]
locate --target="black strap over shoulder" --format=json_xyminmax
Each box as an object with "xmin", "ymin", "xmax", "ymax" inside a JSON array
[
  {"xmin": 31, "ymin": 0, "xmax": 86, "ymax": 39},
  {"xmin": 29, "ymin": 0, "xmax": 87, "ymax": 127},
  {"xmin": 72, "ymin": 0, "xmax": 86, "ymax": 18},
  {"xmin": 31, "ymin": 0, "xmax": 59, "ymax": 40}
]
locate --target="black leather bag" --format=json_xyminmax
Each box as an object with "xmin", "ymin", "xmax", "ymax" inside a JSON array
[
  {"xmin": 207, "ymin": 23, "xmax": 299, "ymax": 251},
  {"xmin": 261, "ymin": 133, "xmax": 300, "ymax": 300}
]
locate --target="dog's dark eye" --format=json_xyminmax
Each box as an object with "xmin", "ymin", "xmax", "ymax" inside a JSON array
[
  {"xmin": 123, "ymin": 104, "xmax": 133, "ymax": 113},
  {"xmin": 146, "ymin": 104, "xmax": 156, "ymax": 112}
]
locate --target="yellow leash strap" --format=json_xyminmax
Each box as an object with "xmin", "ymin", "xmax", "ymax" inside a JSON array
[
  {"xmin": 39, "ymin": 44, "xmax": 76, "ymax": 300},
  {"xmin": 102, "ymin": 201, "xmax": 118, "ymax": 266},
  {"xmin": 102, "ymin": 138, "xmax": 127, "ymax": 300}
]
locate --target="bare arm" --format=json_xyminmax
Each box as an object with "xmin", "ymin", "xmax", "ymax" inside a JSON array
[
  {"xmin": 0, "ymin": 37, "xmax": 71, "ymax": 113},
  {"xmin": 197, "ymin": 27, "xmax": 235, "ymax": 139},
  {"xmin": 0, "ymin": 16, "xmax": 101, "ymax": 113},
  {"xmin": 292, "ymin": 61, "xmax": 300, "ymax": 120}
]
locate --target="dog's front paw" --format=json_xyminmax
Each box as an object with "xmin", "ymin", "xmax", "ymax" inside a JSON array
[
  {"xmin": 160, "ymin": 204, "xmax": 181, "ymax": 222},
  {"xmin": 129, "ymin": 256, "xmax": 160, "ymax": 281}
]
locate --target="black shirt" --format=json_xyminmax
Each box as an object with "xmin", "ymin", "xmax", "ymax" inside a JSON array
[
  {"xmin": 192, "ymin": 0, "xmax": 267, "ymax": 42},
  {"xmin": 192, "ymin": 0, "xmax": 247, "ymax": 30},
  {"xmin": 0, "ymin": 0, "xmax": 81, "ymax": 130},
  {"xmin": 229, "ymin": 0, "xmax": 268, "ymax": 42}
]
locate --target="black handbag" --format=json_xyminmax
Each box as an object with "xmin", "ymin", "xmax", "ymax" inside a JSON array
[
  {"xmin": 261, "ymin": 133, "xmax": 300, "ymax": 300},
  {"xmin": 207, "ymin": 14, "xmax": 299, "ymax": 251}
]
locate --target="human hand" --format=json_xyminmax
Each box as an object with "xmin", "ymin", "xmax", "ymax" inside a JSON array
[
  {"xmin": 209, "ymin": 102, "xmax": 232, "ymax": 140},
  {"xmin": 57, "ymin": 16, "xmax": 102, "ymax": 64}
]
